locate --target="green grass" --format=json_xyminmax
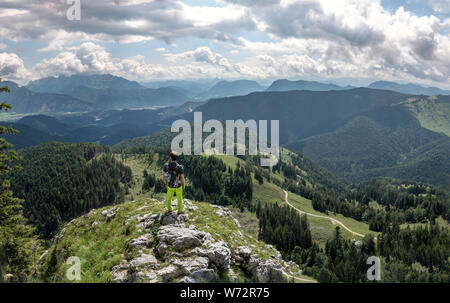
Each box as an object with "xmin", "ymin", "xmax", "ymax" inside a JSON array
[
  {"xmin": 41, "ymin": 197, "xmax": 314, "ymax": 282},
  {"xmin": 212, "ymin": 153, "xmax": 376, "ymax": 248},
  {"xmin": 403, "ymin": 97, "xmax": 450, "ymax": 136},
  {"xmin": 252, "ymin": 179, "xmax": 285, "ymax": 204},
  {"xmin": 400, "ymin": 216, "xmax": 449, "ymax": 230},
  {"xmin": 213, "ymin": 154, "xmax": 244, "ymax": 169},
  {"xmin": 228, "ymin": 206, "xmax": 260, "ymax": 239},
  {"xmin": 286, "ymin": 191, "xmax": 378, "ymax": 244},
  {"xmin": 42, "ymin": 199, "xmax": 156, "ymax": 282}
]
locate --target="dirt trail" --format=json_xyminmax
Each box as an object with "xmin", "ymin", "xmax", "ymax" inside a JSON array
[
  {"xmin": 283, "ymin": 271, "xmax": 316, "ymax": 283},
  {"xmin": 283, "ymin": 190, "xmax": 365, "ymax": 238}
]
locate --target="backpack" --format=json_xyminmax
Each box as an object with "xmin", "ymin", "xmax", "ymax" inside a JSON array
[{"xmin": 166, "ymin": 162, "xmax": 181, "ymax": 188}]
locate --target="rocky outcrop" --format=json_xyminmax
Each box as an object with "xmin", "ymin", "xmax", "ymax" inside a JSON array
[
  {"xmin": 39, "ymin": 195, "xmax": 310, "ymax": 284},
  {"xmin": 47, "ymin": 199, "xmax": 300, "ymax": 283},
  {"xmin": 113, "ymin": 208, "xmax": 288, "ymax": 283},
  {"xmin": 156, "ymin": 225, "xmax": 211, "ymax": 257}
]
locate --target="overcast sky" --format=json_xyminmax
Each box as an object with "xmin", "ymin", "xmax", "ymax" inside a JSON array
[{"xmin": 0, "ymin": 0, "xmax": 449, "ymax": 88}]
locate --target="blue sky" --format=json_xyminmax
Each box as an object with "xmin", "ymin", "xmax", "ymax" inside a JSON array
[{"xmin": 0, "ymin": 0, "xmax": 449, "ymax": 88}]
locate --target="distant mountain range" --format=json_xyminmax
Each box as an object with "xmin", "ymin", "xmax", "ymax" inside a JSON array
[
  {"xmin": 197, "ymin": 80, "xmax": 265, "ymax": 99},
  {"xmin": 140, "ymin": 79, "xmax": 217, "ymax": 98},
  {"xmin": 2, "ymin": 73, "xmax": 450, "ymax": 186},
  {"xmin": 154, "ymin": 89, "xmax": 450, "ymax": 187},
  {"xmin": 24, "ymin": 74, "xmax": 191, "ymax": 111},
  {"xmin": 26, "ymin": 74, "xmax": 144, "ymax": 93},
  {"xmin": 2, "ymin": 100, "xmax": 203, "ymax": 148},
  {"xmin": 3, "ymin": 74, "xmax": 449, "ymax": 115},
  {"xmin": 0, "ymin": 81, "xmax": 93, "ymax": 113},
  {"xmin": 266, "ymin": 79, "xmax": 352, "ymax": 92},
  {"xmin": 368, "ymin": 81, "xmax": 450, "ymax": 96},
  {"xmin": 144, "ymin": 78, "xmax": 450, "ymax": 98}
]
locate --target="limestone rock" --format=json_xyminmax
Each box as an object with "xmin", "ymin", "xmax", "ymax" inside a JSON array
[
  {"xmin": 129, "ymin": 253, "xmax": 159, "ymax": 272},
  {"xmin": 156, "ymin": 225, "xmax": 211, "ymax": 257},
  {"xmin": 128, "ymin": 234, "xmax": 153, "ymax": 249},
  {"xmin": 101, "ymin": 208, "xmax": 117, "ymax": 221},
  {"xmin": 142, "ymin": 213, "xmax": 162, "ymax": 230},
  {"xmin": 253, "ymin": 259, "xmax": 286, "ymax": 283},
  {"xmin": 172, "ymin": 257, "xmax": 209, "ymax": 275},
  {"xmin": 156, "ymin": 265, "xmax": 182, "ymax": 282},
  {"xmin": 111, "ymin": 265, "xmax": 128, "ymax": 283},
  {"xmin": 191, "ymin": 269, "xmax": 216, "ymax": 283},
  {"xmin": 205, "ymin": 241, "xmax": 231, "ymax": 269},
  {"xmin": 236, "ymin": 246, "xmax": 252, "ymax": 258},
  {"xmin": 161, "ymin": 213, "xmax": 189, "ymax": 226}
]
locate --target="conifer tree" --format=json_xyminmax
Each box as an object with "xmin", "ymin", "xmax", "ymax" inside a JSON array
[{"xmin": 0, "ymin": 80, "xmax": 41, "ymax": 282}]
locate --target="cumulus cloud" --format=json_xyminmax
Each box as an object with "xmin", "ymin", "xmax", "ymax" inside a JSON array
[
  {"xmin": 165, "ymin": 47, "xmax": 233, "ymax": 71},
  {"xmin": 8, "ymin": 43, "xmax": 259, "ymax": 83},
  {"xmin": 0, "ymin": 0, "xmax": 253, "ymax": 46},
  {"xmin": 223, "ymin": 0, "xmax": 450, "ymax": 84},
  {"xmin": 0, "ymin": 52, "xmax": 32, "ymax": 82},
  {"xmin": 0, "ymin": 0, "xmax": 449, "ymax": 86}
]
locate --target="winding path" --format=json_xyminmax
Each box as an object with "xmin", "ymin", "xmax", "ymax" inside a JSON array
[
  {"xmin": 283, "ymin": 190, "xmax": 365, "ymax": 238},
  {"xmin": 283, "ymin": 271, "xmax": 316, "ymax": 283}
]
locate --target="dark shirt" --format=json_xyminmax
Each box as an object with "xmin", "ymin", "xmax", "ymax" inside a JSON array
[{"xmin": 163, "ymin": 162, "xmax": 184, "ymax": 188}]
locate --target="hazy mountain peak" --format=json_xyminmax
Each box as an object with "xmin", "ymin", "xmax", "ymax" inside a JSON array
[
  {"xmin": 368, "ymin": 80, "xmax": 450, "ymax": 96},
  {"xmin": 266, "ymin": 79, "xmax": 348, "ymax": 92}
]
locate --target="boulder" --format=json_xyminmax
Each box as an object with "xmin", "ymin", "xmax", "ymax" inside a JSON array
[
  {"xmin": 242, "ymin": 255, "xmax": 261, "ymax": 273},
  {"xmin": 101, "ymin": 208, "xmax": 117, "ymax": 221},
  {"xmin": 161, "ymin": 213, "xmax": 189, "ymax": 226},
  {"xmin": 84, "ymin": 209, "xmax": 97, "ymax": 220},
  {"xmin": 210, "ymin": 205, "xmax": 232, "ymax": 217},
  {"xmin": 252, "ymin": 259, "xmax": 286, "ymax": 283},
  {"xmin": 205, "ymin": 241, "xmax": 231, "ymax": 269},
  {"xmin": 191, "ymin": 269, "xmax": 216, "ymax": 283},
  {"xmin": 128, "ymin": 234, "xmax": 153, "ymax": 249},
  {"xmin": 235, "ymin": 246, "xmax": 252, "ymax": 259},
  {"xmin": 156, "ymin": 225, "xmax": 211, "ymax": 256},
  {"xmin": 111, "ymin": 265, "xmax": 128, "ymax": 283},
  {"xmin": 142, "ymin": 214, "xmax": 162, "ymax": 229},
  {"xmin": 178, "ymin": 276, "xmax": 196, "ymax": 283},
  {"xmin": 172, "ymin": 257, "xmax": 209, "ymax": 275},
  {"xmin": 129, "ymin": 253, "xmax": 159, "ymax": 272},
  {"xmin": 156, "ymin": 265, "xmax": 183, "ymax": 282}
]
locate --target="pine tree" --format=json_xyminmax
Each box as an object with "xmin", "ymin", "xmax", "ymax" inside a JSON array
[{"xmin": 0, "ymin": 80, "xmax": 41, "ymax": 282}]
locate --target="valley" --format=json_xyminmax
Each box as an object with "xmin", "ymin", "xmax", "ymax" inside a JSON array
[{"xmin": 1, "ymin": 74, "xmax": 449, "ymax": 283}]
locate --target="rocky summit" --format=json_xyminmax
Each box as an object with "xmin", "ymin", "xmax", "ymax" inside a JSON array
[{"xmin": 38, "ymin": 198, "xmax": 309, "ymax": 283}]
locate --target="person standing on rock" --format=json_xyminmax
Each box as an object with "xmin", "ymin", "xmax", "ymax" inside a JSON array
[{"xmin": 163, "ymin": 151, "xmax": 185, "ymax": 214}]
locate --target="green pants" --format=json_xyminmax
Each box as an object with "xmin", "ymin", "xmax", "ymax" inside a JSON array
[{"xmin": 166, "ymin": 186, "xmax": 183, "ymax": 213}]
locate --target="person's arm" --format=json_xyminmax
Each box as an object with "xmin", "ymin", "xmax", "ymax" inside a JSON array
[
  {"xmin": 180, "ymin": 174, "xmax": 185, "ymax": 188},
  {"xmin": 163, "ymin": 164, "xmax": 168, "ymax": 187},
  {"xmin": 163, "ymin": 171, "xmax": 168, "ymax": 187}
]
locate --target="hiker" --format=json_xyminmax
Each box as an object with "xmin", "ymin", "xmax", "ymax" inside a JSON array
[{"xmin": 163, "ymin": 151, "xmax": 185, "ymax": 214}]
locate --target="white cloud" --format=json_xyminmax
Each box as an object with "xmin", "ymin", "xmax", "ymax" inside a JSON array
[
  {"xmin": 165, "ymin": 47, "xmax": 233, "ymax": 71},
  {"xmin": 0, "ymin": 52, "xmax": 32, "ymax": 83},
  {"xmin": 0, "ymin": 0, "xmax": 448, "ymax": 87}
]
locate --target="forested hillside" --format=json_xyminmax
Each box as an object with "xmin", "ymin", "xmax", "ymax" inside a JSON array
[
  {"xmin": 286, "ymin": 103, "xmax": 450, "ymax": 186},
  {"xmin": 9, "ymin": 142, "xmax": 132, "ymax": 239},
  {"xmin": 114, "ymin": 146, "xmax": 449, "ymax": 282}
]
